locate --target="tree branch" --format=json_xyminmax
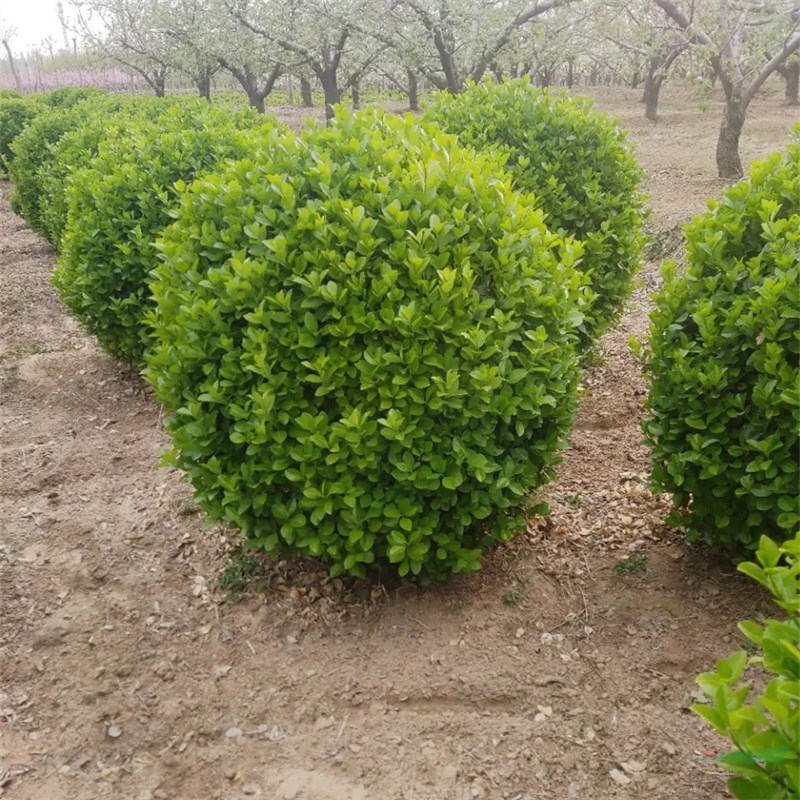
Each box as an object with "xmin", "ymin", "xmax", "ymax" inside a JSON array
[
  {"xmin": 470, "ymin": 0, "xmax": 576, "ymax": 84},
  {"xmin": 652, "ymin": 0, "xmax": 734, "ymax": 97},
  {"xmin": 743, "ymin": 31, "xmax": 800, "ymax": 103}
]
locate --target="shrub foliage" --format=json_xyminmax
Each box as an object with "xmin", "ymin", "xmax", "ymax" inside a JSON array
[
  {"xmin": 425, "ymin": 79, "xmax": 646, "ymax": 344},
  {"xmin": 40, "ymin": 87, "xmax": 105, "ymax": 108},
  {"xmin": 642, "ymin": 137, "xmax": 800, "ymax": 551},
  {"xmin": 146, "ymin": 108, "xmax": 586, "ymax": 582},
  {"xmin": 0, "ymin": 98, "xmax": 41, "ymax": 175},
  {"xmin": 9, "ymin": 99, "xmax": 106, "ymax": 234},
  {"xmin": 38, "ymin": 96, "xmax": 179, "ymax": 246},
  {"xmin": 52, "ymin": 102, "xmax": 271, "ymax": 366},
  {"xmin": 693, "ymin": 533, "xmax": 800, "ymax": 800}
]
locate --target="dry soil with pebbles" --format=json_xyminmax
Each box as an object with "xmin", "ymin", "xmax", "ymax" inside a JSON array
[{"xmin": 1, "ymin": 83, "xmax": 798, "ymax": 800}]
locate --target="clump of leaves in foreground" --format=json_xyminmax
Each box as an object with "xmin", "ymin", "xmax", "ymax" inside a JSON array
[
  {"xmin": 640, "ymin": 134, "xmax": 800, "ymax": 552},
  {"xmin": 146, "ymin": 107, "xmax": 587, "ymax": 582},
  {"xmin": 52, "ymin": 102, "xmax": 275, "ymax": 366},
  {"xmin": 425, "ymin": 79, "xmax": 647, "ymax": 346},
  {"xmin": 693, "ymin": 532, "xmax": 800, "ymax": 800}
]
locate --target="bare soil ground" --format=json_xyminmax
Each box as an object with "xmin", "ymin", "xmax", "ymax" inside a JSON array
[{"xmin": 1, "ymin": 84, "xmax": 798, "ymax": 800}]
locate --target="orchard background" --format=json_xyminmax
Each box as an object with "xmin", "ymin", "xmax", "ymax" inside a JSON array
[{"xmin": 0, "ymin": 0, "xmax": 799, "ymax": 796}]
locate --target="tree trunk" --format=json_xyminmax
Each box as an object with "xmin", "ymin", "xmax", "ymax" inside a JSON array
[
  {"xmin": 407, "ymin": 70, "xmax": 419, "ymax": 112},
  {"xmin": 641, "ymin": 47, "xmax": 685, "ymax": 121},
  {"xmin": 1, "ymin": 39, "xmax": 23, "ymax": 92},
  {"xmin": 196, "ymin": 70, "xmax": 211, "ymax": 101},
  {"xmin": 433, "ymin": 30, "xmax": 462, "ymax": 93},
  {"xmin": 249, "ymin": 92, "xmax": 266, "ymax": 113},
  {"xmin": 783, "ymin": 60, "xmax": 799, "ymax": 106},
  {"xmin": 716, "ymin": 95, "xmax": 746, "ymax": 179},
  {"xmin": 319, "ymin": 69, "xmax": 340, "ymax": 121},
  {"xmin": 567, "ymin": 60, "xmax": 574, "ymax": 89},
  {"xmin": 643, "ymin": 74, "xmax": 663, "ymax": 121},
  {"xmin": 300, "ymin": 77, "xmax": 313, "ymax": 107},
  {"xmin": 351, "ymin": 80, "xmax": 360, "ymax": 110},
  {"xmin": 630, "ymin": 69, "xmax": 640, "ymax": 89}
]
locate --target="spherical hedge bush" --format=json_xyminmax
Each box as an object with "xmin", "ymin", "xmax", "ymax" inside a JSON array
[
  {"xmin": 0, "ymin": 98, "xmax": 41, "ymax": 175},
  {"xmin": 642, "ymin": 135, "xmax": 800, "ymax": 552},
  {"xmin": 38, "ymin": 96, "xmax": 180, "ymax": 246},
  {"xmin": 145, "ymin": 107, "xmax": 587, "ymax": 582},
  {"xmin": 425, "ymin": 79, "xmax": 646, "ymax": 345},
  {"xmin": 9, "ymin": 96, "xmax": 118, "ymax": 234},
  {"xmin": 52, "ymin": 102, "xmax": 274, "ymax": 366}
]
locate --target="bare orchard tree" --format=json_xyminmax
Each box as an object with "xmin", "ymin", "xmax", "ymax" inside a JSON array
[
  {"xmin": 71, "ymin": 0, "xmax": 229, "ymax": 97},
  {"xmin": 161, "ymin": 0, "xmax": 282, "ymax": 109},
  {"xmin": 375, "ymin": 0, "xmax": 579, "ymax": 94},
  {"xmin": 653, "ymin": 0, "xmax": 800, "ymax": 178},
  {"xmin": 374, "ymin": 54, "xmax": 425, "ymax": 111},
  {"xmin": 597, "ymin": 0, "xmax": 688, "ymax": 120},
  {"xmin": 509, "ymin": 5, "xmax": 589, "ymax": 87},
  {"xmin": 70, "ymin": 0, "xmax": 172, "ymax": 95},
  {"xmin": 1, "ymin": 27, "xmax": 24, "ymax": 92},
  {"xmin": 232, "ymin": 0, "xmax": 386, "ymax": 120},
  {"xmin": 153, "ymin": 0, "xmax": 222, "ymax": 99}
]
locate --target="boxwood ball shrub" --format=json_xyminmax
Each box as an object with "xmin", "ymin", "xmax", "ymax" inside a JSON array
[
  {"xmin": 145, "ymin": 107, "xmax": 587, "ymax": 582},
  {"xmin": 642, "ymin": 136, "xmax": 800, "ymax": 552},
  {"xmin": 9, "ymin": 96, "xmax": 118, "ymax": 234},
  {"xmin": 52, "ymin": 103, "xmax": 274, "ymax": 366},
  {"xmin": 0, "ymin": 97, "xmax": 41, "ymax": 174},
  {"xmin": 38, "ymin": 96, "xmax": 180, "ymax": 246},
  {"xmin": 425, "ymin": 79, "xmax": 646, "ymax": 345}
]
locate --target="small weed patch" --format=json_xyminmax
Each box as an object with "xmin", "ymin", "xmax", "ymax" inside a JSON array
[{"xmin": 614, "ymin": 555, "xmax": 647, "ymax": 576}]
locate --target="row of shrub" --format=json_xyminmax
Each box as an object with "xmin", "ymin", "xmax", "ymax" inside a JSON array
[
  {"xmin": 0, "ymin": 82, "xmax": 649, "ymax": 581},
  {"xmin": 2, "ymin": 84, "xmax": 796, "ymax": 581}
]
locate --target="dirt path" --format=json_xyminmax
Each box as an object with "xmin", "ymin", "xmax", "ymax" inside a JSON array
[{"xmin": 1, "ymin": 85, "xmax": 797, "ymax": 800}]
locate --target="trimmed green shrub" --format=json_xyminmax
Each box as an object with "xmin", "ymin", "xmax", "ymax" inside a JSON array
[
  {"xmin": 41, "ymin": 86, "xmax": 106, "ymax": 108},
  {"xmin": 40, "ymin": 97, "xmax": 185, "ymax": 247},
  {"xmin": 425, "ymin": 79, "xmax": 646, "ymax": 344},
  {"xmin": 10, "ymin": 98, "xmax": 108, "ymax": 233},
  {"xmin": 0, "ymin": 97, "xmax": 41, "ymax": 175},
  {"xmin": 52, "ymin": 102, "xmax": 274, "ymax": 366},
  {"xmin": 145, "ymin": 107, "xmax": 587, "ymax": 582},
  {"xmin": 641, "ymin": 137, "xmax": 800, "ymax": 552},
  {"xmin": 23, "ymin": 96, "xmax": 177, "ymax": 245},
  {"xmin": 693, "ymin": 532, "xmax": 800, "ymax": 800},
  {"xmin": 38, "ymin": 114, "xmax": 118, "ymax": 247}
]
